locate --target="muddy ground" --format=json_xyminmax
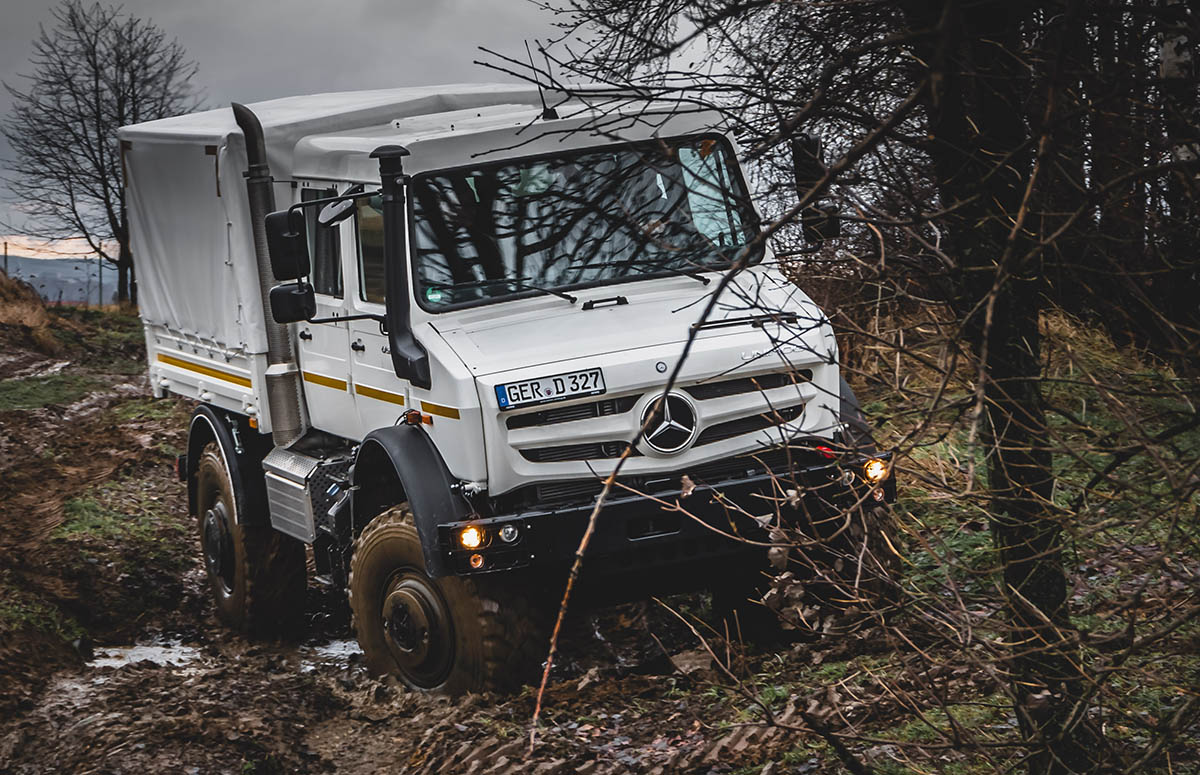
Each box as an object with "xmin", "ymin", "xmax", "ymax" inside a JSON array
[
  {"xmin": 0, "ymin": 302, "xmax": 899, "ymax": 775},
  {"xmin": 2, "ymin": 291, "xmax": 1195, "ymax": 774}
]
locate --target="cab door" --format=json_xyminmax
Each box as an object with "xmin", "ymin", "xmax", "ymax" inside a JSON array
[
  {"xmin": 295, "ymin": 184, "xmax": 358, "ymax": 439},
  {"xmin": 347, "ymin": 193, "xmax": 410, "ymax": 432}
]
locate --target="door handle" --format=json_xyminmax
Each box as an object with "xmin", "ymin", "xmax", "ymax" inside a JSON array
[
  {"xmin": 351, "ymin": 340, "xmax": 365, "ymax": 352},
  {"xmin": 298, "ymin": 330, "xmax": 312, "ymax": 341}
]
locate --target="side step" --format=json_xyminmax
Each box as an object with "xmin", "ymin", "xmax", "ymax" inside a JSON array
[{"xmin": 262, "ymin": 447, "xmax": 350, "ymax": 543}]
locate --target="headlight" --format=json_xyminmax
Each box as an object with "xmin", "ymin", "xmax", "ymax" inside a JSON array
[
  {"xmin": 863, "ymin": 458, "xmax": 889, "ymax": 485},
  {"xmin": 459, "ymin": 525, "xmax": 483, "ymax": 550}
]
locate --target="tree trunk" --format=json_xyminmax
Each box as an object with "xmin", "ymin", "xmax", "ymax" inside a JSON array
[
  {"xmin": 984, "ymin": 288, "xmax": 1090, "ymax": 774},
  {"xmin": 900, "ymin": 2, "xmax": 1092, "ymax": 771},
  {"xmin": 116, "ymin": 245, "xmax": 132, "ymax": 306}
]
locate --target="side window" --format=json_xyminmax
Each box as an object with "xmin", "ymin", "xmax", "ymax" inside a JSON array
[
  {"xmin": 301, "ymin": 187, "xmax": 343, "ymax": 298},
  {"xmin": 679, "ymin": 145, "xmax": 744, "ymax": 248},
  {"xmin": 355, "ymin": 194, "xmax": 386, "ymax": 304}
]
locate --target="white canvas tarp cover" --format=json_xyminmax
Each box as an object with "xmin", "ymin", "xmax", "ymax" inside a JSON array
[{"xmin": 120, "ymin": 85, "xmax": 544, "ymax": 354}]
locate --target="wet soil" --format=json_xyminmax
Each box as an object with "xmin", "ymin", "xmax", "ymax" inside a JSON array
[
  {"xmin": 1, "ymin": 307, "xmax": 953, "ymax": 775},
  {"xmin": 0, "ymin": 310, "xmax": 826, "ymax": 774}
]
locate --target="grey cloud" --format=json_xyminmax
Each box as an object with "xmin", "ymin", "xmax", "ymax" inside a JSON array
[{"xmin": 1, "ymin": 0, "xmax": 557, "ymax": 233}]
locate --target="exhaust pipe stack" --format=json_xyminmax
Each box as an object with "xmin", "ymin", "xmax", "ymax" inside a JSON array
[{"xmin": 232, "ymin": 102, "xmax": 305, "ymax": 447}]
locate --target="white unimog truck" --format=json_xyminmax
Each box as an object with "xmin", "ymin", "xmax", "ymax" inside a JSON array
[{"xmin": 120, "ymin": 84, "xmax": 895, "ymax": 694}]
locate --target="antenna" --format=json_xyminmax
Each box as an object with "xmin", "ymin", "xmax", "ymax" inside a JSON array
[{"xmin": 525, "ymin": 39, "xmax": 558, "ymax": 121}]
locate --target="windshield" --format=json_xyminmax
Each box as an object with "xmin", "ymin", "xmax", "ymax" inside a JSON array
[{"xmin": 411, "ymin": 136, "xmax": 759, "ymax": 310}]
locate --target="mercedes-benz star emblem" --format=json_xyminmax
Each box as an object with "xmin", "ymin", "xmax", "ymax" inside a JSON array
[{"xmin": 641, "ymin": 393, "xmax": 698, "ymax": 454}]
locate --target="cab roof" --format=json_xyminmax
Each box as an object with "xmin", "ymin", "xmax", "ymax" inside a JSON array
[{"xmin": 118, "ymin": 83, "xmax": 724, "ymax": 183}]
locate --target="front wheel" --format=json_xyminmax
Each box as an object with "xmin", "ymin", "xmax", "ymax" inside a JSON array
[{"xmin": 348, "ymin": 504, "xmax": 550, "ymax": 694}]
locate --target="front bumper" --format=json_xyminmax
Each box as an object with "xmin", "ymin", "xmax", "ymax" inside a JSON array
[{"xmin": 437, "ymin": 449, "xmax": 895, "ymax": 583}]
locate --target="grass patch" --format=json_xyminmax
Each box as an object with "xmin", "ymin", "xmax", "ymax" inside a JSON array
[
  {"xmin": 56, "ymin": 496, "xmax": 153, "ymax": 542},
  {"xmin": 55, "ymin": 481, "xmax": 188, "ymax": 571},
  {"xmin": 50, "ymin": 306, "xmax": 145, "ymax": 372},
  {"xmin": 884, "ymin": 700, "xmax": 1008, "ymax": 744},
  {"xmin": 0, "ymin": 579, "xmax": 84, "ymax": 641},
  {"xmin": 0, "ymin": 373, "xmax": 102, "ymax": 410},
  {"xmin": 112, "ymin": 397, "xmax": 180, "ymax": 422}
]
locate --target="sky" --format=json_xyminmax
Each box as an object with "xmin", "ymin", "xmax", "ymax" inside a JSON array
[{"xmin": 0, "ymin": 0, "xmax": 560, "ymax": 257}]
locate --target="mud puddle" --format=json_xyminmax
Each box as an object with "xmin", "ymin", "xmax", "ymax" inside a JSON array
[
  {"xmin": 89, "ymin": 639, "xmax": 203, "ymax": 670},
  {"xmin": 299, "ymin": 638, "xmax": 362, "ymax": 674}
]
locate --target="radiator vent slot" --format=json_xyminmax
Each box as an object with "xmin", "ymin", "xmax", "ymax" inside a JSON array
[
  {"xmin": 683, "ymin": 371, "xmax": 810, "ymax": 401},
  {"xmin": 694, "ymin": 404, "xmax": 805, "ymax": 446},
  {"xmin": 506, "ymin": 395, "xmax": 639, "ymax": 430},
  {"xmin": 520, "ymin": 441, "xmax": 639, "ymax": 463}
]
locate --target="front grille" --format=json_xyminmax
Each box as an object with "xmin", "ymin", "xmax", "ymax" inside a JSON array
[
  {"xmin": 506, "ymin": 395, "xmax": 639, "ymax": 430},
  {"xmin": 694, "ymin": 404, "xmax": 805, "ymax": 446},
  {"xmin": 520, "ymin": 441, "xmax": 640, "ymax": 463},
  {"xmin": 683, "ymin": 370, "xmax": 811, "ymax": 401}
]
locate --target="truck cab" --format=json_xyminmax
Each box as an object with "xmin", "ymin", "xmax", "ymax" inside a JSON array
[{"xmin": 120, "ymin": 85, "xmax": 895, "ymax": 694}]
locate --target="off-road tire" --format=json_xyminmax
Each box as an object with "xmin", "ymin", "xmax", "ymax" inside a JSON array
[
  {"xmin": 195, "ymin": 441, "xmax": 306, "ymax": 637},
  {"xmin": 348, "ymin": 504, "xmax": 551, "ymax": 695}
]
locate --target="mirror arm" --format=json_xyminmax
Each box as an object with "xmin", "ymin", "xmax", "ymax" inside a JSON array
[
  {"xmin": 285, "ymin": 187, "xmax": 379, "ymax": 216},
  {"xmin": 308, "ymin": 312, "xmax": 386, "ymax": 326}
]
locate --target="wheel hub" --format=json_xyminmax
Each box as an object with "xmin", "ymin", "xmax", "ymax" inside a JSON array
[
  {"xmin": 380, "ymin": 574, "xmax": 453, "ymax": 687},
  {"xmin": 201, "ymin": 502, "xmax": 235, "ymax": 595}
]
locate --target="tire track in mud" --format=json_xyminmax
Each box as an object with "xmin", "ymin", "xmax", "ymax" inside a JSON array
[{"xmin": 0, "ymin": 378, "xmax": 153, "ymax": 549}]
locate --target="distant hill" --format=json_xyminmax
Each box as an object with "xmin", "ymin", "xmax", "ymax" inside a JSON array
[{"xmin": 0, "ymin": 254, "xmax": 118, "ymax": 306}]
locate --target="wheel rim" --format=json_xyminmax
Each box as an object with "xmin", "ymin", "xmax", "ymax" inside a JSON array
[
  {"xmin": 201, "ymin": 500, "xmax": 236, "ymax": 596},
  {"xmin": 380, "ymin": 570, "xmax": 454, "ymax": 688}
]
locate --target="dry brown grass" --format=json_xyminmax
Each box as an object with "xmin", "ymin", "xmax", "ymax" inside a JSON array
[{"xmin": 0, "ymin": 271, "xmax": 58, "ymax": 352}]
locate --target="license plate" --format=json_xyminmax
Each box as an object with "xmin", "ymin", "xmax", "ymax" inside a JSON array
[{"xmin": 496, "ymin": 368, "xmax": 606, "ymax": 410}]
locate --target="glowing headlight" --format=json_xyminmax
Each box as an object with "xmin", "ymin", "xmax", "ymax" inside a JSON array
[
  {"xmin": 459, "ymin": 526, "xmax": 483, "ymax": 550},
  {"xmin": 863, "ymin": 458, "xmax": 889, "ymax": 485}
]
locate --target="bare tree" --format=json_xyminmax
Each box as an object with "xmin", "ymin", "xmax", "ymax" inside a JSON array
[
  {"xmin": 2, "ymin": 0, "xmax": 200, "ymax": 305},
  {"xmin": 482, "ymin": 1, "xmax": 1200, "ymax": 772}
]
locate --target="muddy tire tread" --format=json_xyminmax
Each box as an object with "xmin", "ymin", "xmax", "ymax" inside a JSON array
[
  {"xmin": 197, "ymin": 442, "xmax": 306, "ymax": 638},
  {"xmin": 349, "ymin": 504, "xmax": 550, "ymax": 694},
  {"xmin": 240, "ymin": 524, "xmax": 306, "ymax": 636}
]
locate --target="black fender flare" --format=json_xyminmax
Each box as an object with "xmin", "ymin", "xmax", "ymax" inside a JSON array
[
  {"xmin": 350, "ymin": 424, "xmax": 471, "ymax": 577},
  {"xmin": 186, "ymin": 406, "xmax": 271, "ymax": 526}
]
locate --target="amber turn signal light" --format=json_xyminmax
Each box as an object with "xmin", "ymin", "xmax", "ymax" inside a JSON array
[
  {"xmin": 459, "ymin": 526, "xmax": 483, "ymax": 550},
  {"xmin": 863, "ymin": 458, "xmax": 889, "ymax": 484}
]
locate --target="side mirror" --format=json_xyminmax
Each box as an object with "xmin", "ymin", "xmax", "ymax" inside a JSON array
[
  {"xmin": 269, "ymin": 282, "xmax": 315, "ymax": 324},
  {"xmin": 791, "ymin": 134, "xmax": 823, "ymax": 193},
  {"xmin": 265, "ymin": 209, "xmax": 310, "ymax": 281},
  {"xmin": 791, "ymin": 134, "xmax": 841, "ymax": 244}
]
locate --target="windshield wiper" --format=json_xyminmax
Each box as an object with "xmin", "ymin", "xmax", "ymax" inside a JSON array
[
  {"xmin": 629, "ymin": 260, "xmax": 712, "ymax": 286},
  {"xmin": 431, "ymin": 277, "xmax": 577, "ymax": 304}
]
